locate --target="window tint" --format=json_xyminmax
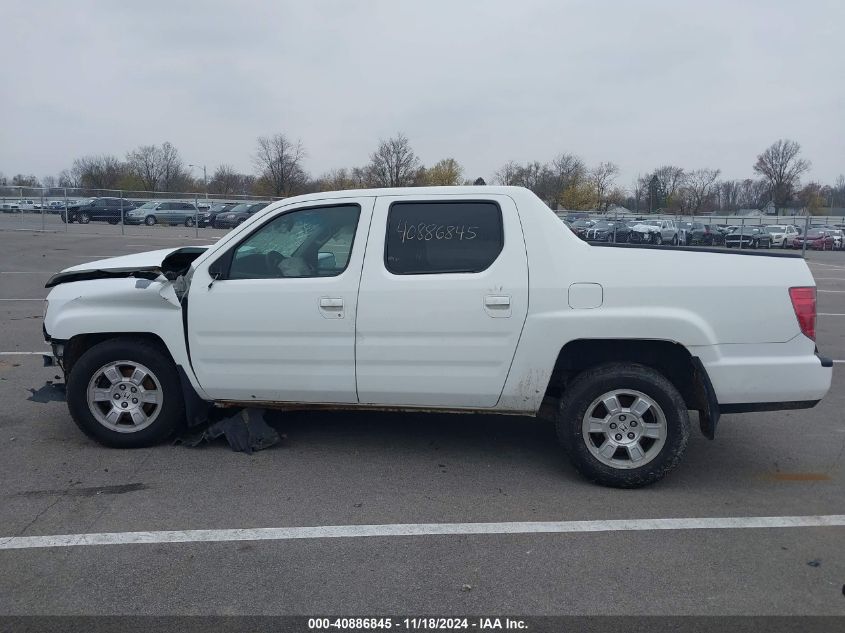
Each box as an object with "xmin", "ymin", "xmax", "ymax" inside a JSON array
[
  {"xmin": 228, "ymin": 204, "xmax": 360, "ymax": 279},
  {"xmin": 385, "ymin": 201, "xmax": 504, "ymax": 275}
]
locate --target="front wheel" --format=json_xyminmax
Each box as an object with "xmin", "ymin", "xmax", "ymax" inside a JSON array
[
  {"xmin": 66, "ymin": 338, "xmax": 185, "ymax": 448},
  {"xmin": 78, "ymin": 212, "xmax": 91, "ymax": 224},
  {"xmin": 556, "ymin": 362, "xmax": 690, "ymax": 488},
  {"xmin": 144, "ymin": 215, "xmax": 156, "ymax": 226}
]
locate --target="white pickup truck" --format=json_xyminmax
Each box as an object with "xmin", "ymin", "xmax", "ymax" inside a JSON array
[{"xmin": 43, "ymin": 186, "xmax": 832, "ymax": 487}]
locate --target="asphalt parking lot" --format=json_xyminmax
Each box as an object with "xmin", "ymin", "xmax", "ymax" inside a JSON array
[{"xmin": 0, "ymin": 224, "xmax": 843, "ymax": 617}]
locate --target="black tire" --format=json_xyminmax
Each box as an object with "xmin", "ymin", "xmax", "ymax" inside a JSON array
[
  {"xmin": 66, "ymin": 338, "xmax": 185, "ymax": 448},
  {"xmin": 655, "ymin": 234, "xmax": 663, "ymax": 245},
  {"xmin": 144, "ymin": 215, "xmax": 156, "ymax": 226},
  {"xmin": 184, "ymin": 217, "xmax": 195, "ymax": 227},
  {"xmin": 78, "ymin": 212, "xmax": 91, "ymax": 224},
  {"xmin": 671, "ymin": 235, "xmax": 679, "ymax": 246},
  {"xmin": 107, "ymin": 219, "xmax": 119, "ymax": 225},
  {"xmin": 556, "ymin": 362, "xmax": 690, "ymax": 488}
]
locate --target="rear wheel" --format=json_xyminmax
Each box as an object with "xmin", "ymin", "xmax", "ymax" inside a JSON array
[
  {"xmin": 66, "ymin": 338, "xmax": 185, "ymax": 448},
  {"xmin": 556, "ymin": 362, "xmax": 690, "ymax": 488}
]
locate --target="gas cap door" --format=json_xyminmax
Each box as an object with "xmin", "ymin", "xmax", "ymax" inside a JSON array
[{"xmin": 568, "ymin": 283, "xmax": 603, "ymax": 309}]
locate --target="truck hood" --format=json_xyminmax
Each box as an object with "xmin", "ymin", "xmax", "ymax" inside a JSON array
[{"xmin": 45, "ymin": 246, "xmax": 209, "ymax": 288}]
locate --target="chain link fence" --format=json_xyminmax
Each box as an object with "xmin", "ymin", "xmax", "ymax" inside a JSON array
[{"xmin": 2, "ymin": 185, "xmax": 843, "ymax": 257}]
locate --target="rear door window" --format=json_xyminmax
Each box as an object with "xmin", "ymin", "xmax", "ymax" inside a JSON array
[{"xmin": 384, "ymin": 201, "xmax": 504, "ymax": 275}]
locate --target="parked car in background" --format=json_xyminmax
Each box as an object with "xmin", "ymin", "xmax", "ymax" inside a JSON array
[
  {"xmin": 725, "ymin": 226, "xmax": 772, "ymax": 249},
  {"xmin": 47, "ymin": 201, "xmax": 66, "ymax": 213},
  {"xmin": 764, "ymin": 225, "xmax": 800, "ymax": 248},
  {"xmin": 199, "ymin": 202, "xmax": 239, "ymax": 228},
  {"xmin": 16, "ymin": 199, "xmax": 36, "ymax": 210},
  {"xmin": 680, "ymin": 222, "xmax": 719, "ymax": 246},
  {"xmin": 828, "ymin": 229, "xmax": 844, "ymax": 250},
  {"xmin": 568, "ymin": 218, "xmax": 594, "ymax": 240},
  {"xmin": 61, "ymin": 197, "xmax": 129, "ymax": 224},
  {"xmin": 794, "ymin": 229, "xmax": 836, "ymax": 250},
  {"xmin": 1, "ymin": 202, "xmax": 21, "ymax": 212},
  {"xmin": 585, "ymin": 220, "xmax": 631, "ymax": 243},
  {"xmin": 565, "ymin": 212, "xmax": 590, "ymax": 222},
  {"xmin": 214, "ymin": 202, "xmax": 271, "ymax": 228},
  {"xmin": 123, "ymin": 201, "xmax": 201, "ymax": 226}
]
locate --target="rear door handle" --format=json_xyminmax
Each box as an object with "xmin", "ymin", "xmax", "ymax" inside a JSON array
[
  {"xmin": 320, "ymin": 298, "xmax": 344, "ymax": 308},
  {"xmin": 484, "ymin": 295, "xmax": 510, "ymax": 307},
  {"xmin": 484, "ymin": 294, "xmax": 512, "ymax": 318}
]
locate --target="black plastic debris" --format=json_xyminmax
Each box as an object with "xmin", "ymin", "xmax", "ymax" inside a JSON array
[
  {"xmin": 176, "ymin": 408, "xmax": 282, "ymax": 454},
  {"xmin": 27, "ymin": 381, "xmax": 66, "ymax": 403}
]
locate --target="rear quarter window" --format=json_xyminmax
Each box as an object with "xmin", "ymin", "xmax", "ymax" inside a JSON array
[{"xmin": 385, "ymin": 201, "xmax": 504, "ymax": 275}]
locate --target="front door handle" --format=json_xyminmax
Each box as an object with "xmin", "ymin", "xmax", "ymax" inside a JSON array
[{"xmin": 319, "ymin": 297, "xmax": 344, "ymax": 319}]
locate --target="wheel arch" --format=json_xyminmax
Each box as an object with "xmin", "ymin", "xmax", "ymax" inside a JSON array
[
  {"xmin": 545, "ymin": 338, "xmax": 719, "ymax": 438},
  {"xmin": 62, "ymin": 332, "xmax": 173, "ymax": 376}
]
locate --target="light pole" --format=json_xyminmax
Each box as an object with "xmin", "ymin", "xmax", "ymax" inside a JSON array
[{"xmin": 189, "ymin": 164, "xmax": 208, "ymax": 204}]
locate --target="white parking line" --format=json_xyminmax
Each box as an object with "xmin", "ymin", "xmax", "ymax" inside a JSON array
[
  {"xmin": 0, "ymin": 351, "xmax": 46, "ymax": 355},
  {"xmin": 808, "ymin": 263, "xmax": 845, "ymax": 270},
  {"xmin": 0, "ymin": 271, "xmax": 51, "ymax": 274},
  {"xmin": 819, "ymin": 313, "xmax": 845, "ymax": 316},
  {"xmin": 817, "ymin": 290, "xmax": 845, "ymax": 294},
  {"xmin": 0, "ymin": 299, "xmax": 44, "ymax": 301},
  {"xmin": 2, "ymin": 515, "xmax": 844, "ymax": 551}
]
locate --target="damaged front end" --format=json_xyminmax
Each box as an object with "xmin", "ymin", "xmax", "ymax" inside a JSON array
[{"xmin": 45, "ymin": 247, "xmax": 208, "ymax": 290}]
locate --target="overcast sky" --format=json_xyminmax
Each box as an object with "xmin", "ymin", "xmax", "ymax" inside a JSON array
[{"xmin": 2, "ymin": 0, "xmax": 843, "ymax": 187}]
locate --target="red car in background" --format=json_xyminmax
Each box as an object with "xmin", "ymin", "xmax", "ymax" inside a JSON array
[{"xmin": 793, "ymin": 229, "xmax": 836, "ymax": 250}]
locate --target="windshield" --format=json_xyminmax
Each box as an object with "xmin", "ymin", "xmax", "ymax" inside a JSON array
[
  {"xmin": 806, "ymin": 230, "xmax": 826, "ymax": 238},
  {"xmin": 765, "ymin": 226, "xmax": 786, "ymax": 233},
  {"xmin": 136, "ymin": 202, "xmax": 158, "ymax": 210}
]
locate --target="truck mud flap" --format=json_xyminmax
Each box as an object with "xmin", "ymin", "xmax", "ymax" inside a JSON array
[{"xmin": 692, "ymin": 357, "xmax": 720, "ymax": 440}]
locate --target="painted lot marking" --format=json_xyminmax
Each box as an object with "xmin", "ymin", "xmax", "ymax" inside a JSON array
[
  {"xmin": 819, "ymin": 313, "xmax": 845, "ymax": 316},
  {"xmin": 818, "ymin": 290, "xmax": 845, "ymax": 294},
  {"xmin": 2, "ymin": 515, "xmax": 844, "ymax": 551},
  {"xmin": 0, "ymin": 299, "xmax": 43, "ymax": 302}
]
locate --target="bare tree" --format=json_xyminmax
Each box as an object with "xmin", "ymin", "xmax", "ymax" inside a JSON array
[
  {"xmin": 253, "ymin": 134, "xmax": 307, "ymax": 196},
  {"xmin": 125, "ymin": 142, "xmax": 187, "ymax": 191},
  {"xmin": 753, "ymin": 139, "xmax": 811, "ymax": 211},
  {"xmin": 368, "ymin": 133, "xmax": 421, "ymax": 187},
  {"xmin": 683, "ymin": 168, "xmax": 721, "ymax": 214},
  {"xmin": 494, "ymin": 161, "xmax": 520, "ymax": 185},
  {"xmin": 209, "ymin": 164, "xmax": 242, "ymax": 195},
  {"xmin": 590, "ymin": 161, "xmax": 620, "ymax": 212},
  {"xmin": 71, "ymin": 155, "xmax": 124, "ymax": 190},
  {"xmin": 650, "ymin": 165, "xmax": 686, "ymax": 209}
]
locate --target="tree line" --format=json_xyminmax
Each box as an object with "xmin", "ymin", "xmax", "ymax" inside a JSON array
[{"xmin": 2, "ymin": 135, "xmax": 842, "ymax": 214}]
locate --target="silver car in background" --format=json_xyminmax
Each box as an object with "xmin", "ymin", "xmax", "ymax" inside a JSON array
[{"xmin": 124, "ymin": 200, "xmax": 201, "ymax": 226}]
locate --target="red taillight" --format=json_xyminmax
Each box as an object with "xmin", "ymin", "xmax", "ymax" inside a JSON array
[{"xmin": 789, "ymin": 287, "xmax": 816, "ymax": 341}]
